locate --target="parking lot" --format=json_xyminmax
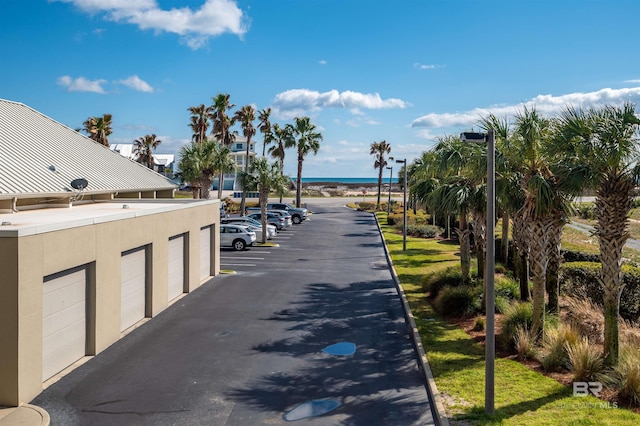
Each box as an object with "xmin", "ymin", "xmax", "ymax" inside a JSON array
[{"xmin": 33, "ymin": 199, "xmax": 436, "ymax": 425}]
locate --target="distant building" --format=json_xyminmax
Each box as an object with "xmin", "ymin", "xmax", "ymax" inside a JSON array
[
  {"xmin": 110, "ymin": 143, "xmax": 175, "ymax": 174},
  {"xmin": 212, "ymin": 135, "xmax": 257, "ymax": 191},
  {"xmin": 0, "ymin": 99, "xmax": 221, "ymax": 407}
]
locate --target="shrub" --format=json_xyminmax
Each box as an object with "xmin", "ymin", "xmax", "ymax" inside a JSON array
[
  {"xmin": 494, "ymin": 296, "xmax": 510, "ymax": 314},
  {"xmin": 406, "ymin": 224, "xmax": 442, "ymax": 239},
  {"xmin": 560, "ymin": 262, "xmax": 640, "ymax": 322},
  {"xmin": 561, "ymin": 249, "xmax": 599, "ymax": 263},
  {"xmin": 501, "ymin": 302, "xmax": 534, "ymax": 350},
  {"xmin": 539, "ymin": 324, "xmax": 580, "ymax": 372},
  {"xmin": 387, "ymin": 213, "xmax": 402, "ymax": 226},
  {"xmin": 562, "ymin": 296, "xmax": 605, "ymax": 344},
  {"xmin": 433, "ymin": 285, "xmax": 481, "ymax": 317},
  {"xmin": 424, "ymin": 266, "xmax": 463, "ymax": 298},
  {"xmin": 566, "ymin": 337, "xmax": 604, "ymax": 382},
  {"xmin": 612, "ymin": 345, "xmax": 640, "ymax": 406},
  {"xmin": 358, "ymin": 202, "xmax": 376, "ymax": 211},
  {"xmin": 573, "ymin": 202, "xmax": 596, "ymax": 220},
  {"xmin": 495, "ymin": 276, "xmax": 520, "ymax": 300},
  {"xmin": 514, "ymin": 326, "xmax": 537, "ymax": 360},
  {"xmin": 473, "ymin": 316, "xmax": 485, "ymax": 331}
]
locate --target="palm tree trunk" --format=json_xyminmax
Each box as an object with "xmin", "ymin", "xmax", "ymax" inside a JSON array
[
  {"xmin": 259, "ymin": 186, "xmax": 269, "ymax": 244},
  {"xmin": 545, "ymin": 218, "xmax": 564, "ymax": 314},
  {"xmin": 376, "ymin": 166, "xmax": 383, "ymax": 209},
  {"xmin": 527, "ymin": 217, "xmax": 554, "ymax": 339},
  {"xmin": 596, "ymin": 175, "xmax": 633, "ymax": 365},
  {"xmin": 473, "ymin": 210, "xmax": 487, "ymax": 310},
  {"xmin": 240, "ymin": 138, "xmax": 251, "ymax": 214},
  {"xmin": 501, "ymin": 210, "xmax": 510, "ymax": 265},
  {"xmin": 512, "ymin": 211, "xmax": 530, "ymax": 301},
  {"xmin": 456, "ymin": 212, "xmax": 471, "ymax": 286},
  {"xmin": 296, "ymin": 154, "xmax": 303, "ymax": 208},
  {"xmin": 217, "ymin": 171, "xmax": 225, "ymax": 200}
]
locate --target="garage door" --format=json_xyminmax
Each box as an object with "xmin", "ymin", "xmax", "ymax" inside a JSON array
[
  {"xmin": 121, "ymin": 247, "xmax": 146, "ymax": 332},
  {"xmin": 42, "ymin": 266, "xmax": 87, "ymax": 381},
  {"xmin": 200, "ymin": 226, "xmax": 212, "ymax": 281},
  {"xmin": 168, "ymin": 234, "xmax": 185, "ymax": 301}
]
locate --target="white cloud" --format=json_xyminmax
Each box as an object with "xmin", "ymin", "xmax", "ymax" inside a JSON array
[
  {"xmin": 52, "ymin": 0, "xmax": 247, "ymax": 49},
  {"xmin": 319, "ymin": 60, "xmax": 327, "ymax": 65},
  {"xmin": 117, "ymin": 75, "xmax": 154, "ymax": 92},
  {"xmin": 411, "ymin": 86, "xmax": 640, "ymax": 129},
  {"xmin": 273, "ymin": 89, "xmax": 409, "ymax": 118},
  {"xmin": 414, "ymin": 62, "xmax": 443, "ymax": 70},
  {"xmin": 57, "ymin": 75, "xmax": 107, "ymax": 93},
  {"xmin": 624, "ymin": 79, "xmax": 640, "ymax": 84}
]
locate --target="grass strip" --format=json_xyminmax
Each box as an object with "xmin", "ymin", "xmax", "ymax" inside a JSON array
[{"xmin": 376, "ymin": 212, "xmax": 640, "ymax": 425}]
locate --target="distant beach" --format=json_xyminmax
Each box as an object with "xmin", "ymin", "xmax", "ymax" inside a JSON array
[{"xmin": 299, "ymin": 177, "xmax": 401, "ymax": 197}]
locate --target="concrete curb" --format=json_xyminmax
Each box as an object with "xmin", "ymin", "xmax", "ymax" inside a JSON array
[
  {"xmin": 0, "ymin": 404, "xmax": 50, "ymax": 426},
  {"xmin": 373, "ymin": 212, "xmax": 450, "ymax": 426}
]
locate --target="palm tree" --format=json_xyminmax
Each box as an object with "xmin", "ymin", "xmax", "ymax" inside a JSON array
[
  {"xmin": 268, "ymin": 123, "xmax": 294, "ymax": 202},
  {"xmin": 133, "ymin": 134, "xmax": 161, "ymax": 169},
  {"xmin": 211, "ymin": 93, "xmax": 235, "ymax": 146},
  {"xmin": 82, "ymin": 113, "xmax": 113, "ymax": 147},
  {"xmin": 288, "ymin": 116, "xmax": 322, "ymax": 208},
  {"xmin": 210, "ymin": 93, "xmax": 235, "ymax": 199},
  {"xmin": 233, "ymin": 105, "xmax": 256, "ymax": 213},
  {"xmin": 177, "ymin": 140, "xmax": 227, "ymax": 199},
  {"xmin": 188, "ymin": 104, "xmax": 212, "ymax": 144},
  {"xmin": 239, "ymin": 157, "xmax": 288, "ymax": 243},
  {"xmin": 258, "ymin": 107, "xmax": 273, "ymax": 156},
  {"xmin": 370, "ymin": 140, "xmax": 392, "ymax": 209},
  {"xmin": 511, "ymin": 105, "xmax": 572, "ymax": 338},
  {"xmin": 178, "ymin": 143, "xmax": 204, "ymax": 199},
  {"xmin": 555, "ymin": 102, "xmax": 640, "ymax": 365},
  {"xmin": 213, "ymin": 144, "xmax": 236, "ymax": 200}
]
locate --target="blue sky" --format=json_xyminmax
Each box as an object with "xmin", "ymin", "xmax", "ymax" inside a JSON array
[{"xmin": 2, "ymin": 0, "xmax": 640, "ymax": 178}]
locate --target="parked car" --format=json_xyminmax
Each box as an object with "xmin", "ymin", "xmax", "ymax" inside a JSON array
[
  {"xmin": 220, "ymin": 224, "xmax": 256, "ymax": 251},
  {"xmin": 221, "ymin": 217, "xmax": 276, "ymax": 240},
  {"xmin": 267, "ymin": 209, "xmax": 293, "ymax": 227},
  {"xmin": 266, "ymin": 203, "xmax": 308, "ymax": 224},
  {"xmin": 247, "ymin": 212, "xmax": 285, "ymax": 230}
]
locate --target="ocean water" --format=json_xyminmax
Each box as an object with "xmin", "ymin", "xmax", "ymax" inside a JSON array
[{"xmin": 300, "ymin": 177, "xmax": 398, "ymax": 184}]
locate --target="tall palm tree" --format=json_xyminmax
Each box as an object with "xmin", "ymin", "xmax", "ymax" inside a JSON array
[
  {"xmin": 233, "ymin": 105, "xmax": 256, "ymax": 213},
  {"xmin": 268, "ymin": 123, "xmax": 294, "ymax": 202},
  {"xmin": 370, "ymin": 140, "xmax": 392, "ymax": 209},
  {"xmin": 211, "ymin": 93, "xmax": 235, "ymax": 146},
  {"xmin": 210, "ymin": 93, "xmax": 235, "ymax": 199},
  {"xmin": 288, "ymin": 116, "xmax": 322, "ymax": 208},
  {"xmin": 82, "ymin": 113, "xmax": 113, "ymax": 147},
  {"xmin": 178, "ymin": 143, "xmax": 204, "ymax": 199},
  {"xmin": 239, "ymin": 157, "xmax": 288, "ymax": 243},
  {"xmin": 555, "ymin": 102, "xmax": 640, "ymax": 365},
  {"xmin": 188, "ymin": 104, "xmax": 212, "ymax": 144},
  {"xmin": 133, "ymin": 134, "xmax": 161, "ymax": 169},
  {"xmin": 258, "ymin": 107, "xmax": 273, "ymax": 156},
  {"xmin": 511, "ymin": 105, "xmax": 571, "ymax": 338}
]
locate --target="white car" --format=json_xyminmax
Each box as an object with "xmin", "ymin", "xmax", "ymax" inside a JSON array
[
  {"xmin": 220, "ymin": 224, "xmax": 256, "ymax": 251},
  {"xmin": 222, "ymin": 217, "xmax": 277, "ymax": 239}
]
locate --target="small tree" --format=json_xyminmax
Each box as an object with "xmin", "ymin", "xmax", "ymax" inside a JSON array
[{"xmin": 370, "ymin": 140, "xmax": 391, "ymax": 209}]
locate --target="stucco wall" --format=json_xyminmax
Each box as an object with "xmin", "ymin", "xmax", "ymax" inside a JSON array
[{"xmin": 0, "ymin": 200, "xmax": 219, "ymax": 406}]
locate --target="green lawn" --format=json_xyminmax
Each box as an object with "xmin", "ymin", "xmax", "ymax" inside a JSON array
[{"xmin": 376, "ymin": 212, "xmax": 640, "ymax": 425}]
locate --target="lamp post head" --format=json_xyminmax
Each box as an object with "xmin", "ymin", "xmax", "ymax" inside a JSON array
[
  {"xmin": 460, "ymin": 131, "xmax": 487, "ymax": 143},
  {"xmin": 395, "ymin": 159, "xmax": 405, "ymax": 164}
]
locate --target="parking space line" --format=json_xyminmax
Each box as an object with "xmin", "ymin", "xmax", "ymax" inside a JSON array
[
  {"xmin": 221, "ymin": 257, "xmax": 264, "ymax": 260},
  {"xmin": 221, "ymin": 263, "xmax": 257, "ymax": 267}
]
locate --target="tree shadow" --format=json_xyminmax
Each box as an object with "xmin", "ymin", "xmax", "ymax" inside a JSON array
[{"xmin": 227, "ymin": 280, "xmax": 436, "ymax": 425}]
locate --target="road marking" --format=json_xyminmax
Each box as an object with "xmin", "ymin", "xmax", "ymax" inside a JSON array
[
  {"xmin": 221, "ymin": 263, "xmax": 257, "ymax": 267},
  {"xmin": 221, "ymin": 256, "xmax": 264, "ymax": 260}
]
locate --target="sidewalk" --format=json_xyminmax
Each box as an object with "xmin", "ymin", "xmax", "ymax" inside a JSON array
[{"xmin": 0, "ymin": 405, "xmax": 49, "ymax": 426}]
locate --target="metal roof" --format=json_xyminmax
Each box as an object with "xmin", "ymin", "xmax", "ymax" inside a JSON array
[{"xmin": 0, "ymin": 99, "xmax": 176, "ymax": 199}]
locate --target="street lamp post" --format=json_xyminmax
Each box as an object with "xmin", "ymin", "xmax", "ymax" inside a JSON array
[
  {"xmin": 460, "ymin": 129, "xmax": 496, "ymax": 415},
  {"xmin": 394, "ymin": 158, "xmax": 407, "ymax": 251},
  {"xmin": 386, "ymin": 166, "xmax": 393, "ymax": 216}
]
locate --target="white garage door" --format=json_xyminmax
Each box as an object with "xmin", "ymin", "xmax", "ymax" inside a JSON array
[
  {"xmin": 200, "ymin": 225, "xmax": 212, "ymax": 281},
  {"xmin": 168, "ymin": 235, "xmax": 185, "ymax": 301},
  {"xmin": 121, "ymin": 247, "xmax": 146, "ymax": 332},
  {"xmin": 42, "ymin": 266, "xmax": 87, "ymax": 381}
]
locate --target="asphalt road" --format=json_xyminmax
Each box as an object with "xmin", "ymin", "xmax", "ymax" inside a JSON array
[{"xmin": 33, "ymin": 199, "xmax": 436, "ymax": 425}]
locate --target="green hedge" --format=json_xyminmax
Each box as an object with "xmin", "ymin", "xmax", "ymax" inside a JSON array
[
  {"xmin": 560, "ymin": 262, "xmax": 640, "ymax": 322},
  {"xmin": 406, "ymin": 224, "xmax": 442, "ymax": 238}
]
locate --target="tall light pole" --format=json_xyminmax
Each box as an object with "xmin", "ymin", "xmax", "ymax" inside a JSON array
[
  {"xmin": 460, "ymin": 129, "xmax": 495, "ymax": 415},
  {"xmin": 386, "ymin": 165, "xmax": 393, "ymax": 216},
  {"xmin": 394, "ymin": 158, "xmax": 407, "ymax": 251}
]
